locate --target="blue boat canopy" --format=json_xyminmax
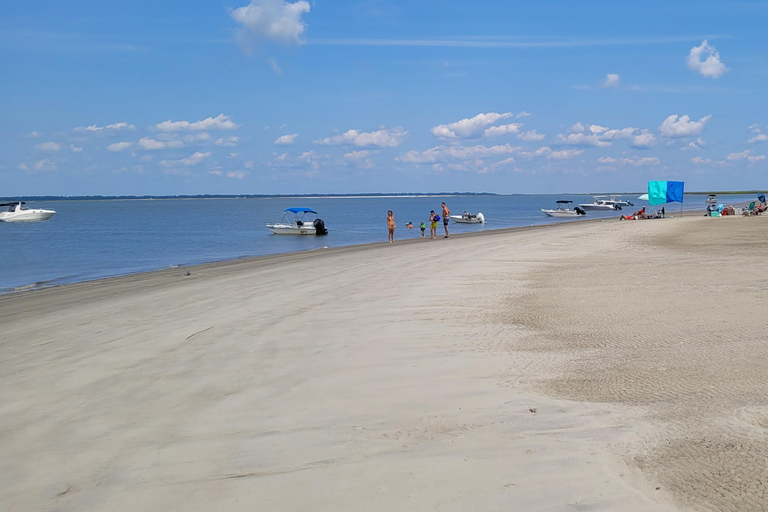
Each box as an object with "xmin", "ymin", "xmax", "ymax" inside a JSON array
[{"xmin": 284, "ymin": 207, "xmax": 317, "ymax": 214}]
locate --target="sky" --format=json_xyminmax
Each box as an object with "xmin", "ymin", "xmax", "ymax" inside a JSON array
[{"xmin": 1, "ymin": 0, "xmax": 767, "ymax": 196}]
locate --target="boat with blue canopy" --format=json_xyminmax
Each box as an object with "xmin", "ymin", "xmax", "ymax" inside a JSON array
[{"xmin": 266, "ymin": 207, "xmax": 328, "ymax": 235}]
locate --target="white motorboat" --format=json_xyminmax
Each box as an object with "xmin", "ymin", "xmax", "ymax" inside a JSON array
[
  {"xmin": 450, "ymin": 211, "xmax": 485, "ymax": 224},
  {"xmin": 578, "ymin": 196, "xmax": 622, "ymax": 211},
  {"xmin": 266, "ymin": 207, "xmax": 328, "ymax": 235},
  {"xmin": 540, "ymin": 200, "xmax": 586, "ymax": 218},
  {"xmin": 603, "ymin": 195, "xmax": 634, "ymax": 207},
  {"xmin": 0, "ymin": 202, "xmax": 56, "ymax": 222}
]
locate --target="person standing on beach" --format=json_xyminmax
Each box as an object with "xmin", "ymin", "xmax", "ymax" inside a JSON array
[
  {"xmin": 441, "ymin": 202, "xmax": 450, "ymax": 238},
  {"xmin": 419, "ymin": 221, "xmax": 426, "ymax": 238},
  {"xmin": 429, "ymin": 210, "xmax": 437, "ymax": 239},
  {"xmin": 387, "ymin": 210, "xmax": 396, "ymax": 243}
]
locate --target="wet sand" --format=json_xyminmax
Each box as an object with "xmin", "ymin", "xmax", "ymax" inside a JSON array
[{"xmin": 1, "ymin": 214, "xmax": 766, "ymax": 511}]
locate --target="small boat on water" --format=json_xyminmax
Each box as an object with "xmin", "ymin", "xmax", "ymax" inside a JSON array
[
  {"xmin": 540, "ymin": 200, "xmax": 586, "ymax": 218},
  {"xmin": 0, "ymin": 202, "xmax": 56, "ymax": 222},
  {"xmin": 266, "ymin": 207, "xmax": 328, "ymax": 235},
  {"xmin": 450, "ymin": 211, "xmax": 485, "ymax": 224},
  {"xmin": 603, "ymin": 195, "xmax": 634, "ymax": 207},
  {"xmin": 579, "ymin": 196, "xmax": 622, "ymax": 211}
]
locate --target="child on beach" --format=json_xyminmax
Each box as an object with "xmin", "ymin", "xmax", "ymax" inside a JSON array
[
  {"xmin": 419, "ymin": 221, "xmax": 426, "ymax": 237},
  {"xmin": 429, "ymin": 211, "xmax": 438, "ymax": 239},
  {"xmin": 387, "ymin": 210, "xmax": 396, "ymax": 243}
]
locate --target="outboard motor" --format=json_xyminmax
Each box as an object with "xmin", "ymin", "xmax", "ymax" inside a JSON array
[
  {"xmin": 476, "ymin": 212, "xmax": 485, "ymax": 223},
  {"xmin": 313, "ymin": 218, "xmax": 328, "ymax": 235},
  {"xmin": 614, "ymin": 205, "xmax": 622, "ymax": 211},
  {"xmin": 575, "ymin": 206, "xmax": 586, "ymax": 216}
]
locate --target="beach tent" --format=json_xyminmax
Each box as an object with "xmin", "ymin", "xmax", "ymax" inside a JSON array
[{"xmin": 648, "ymin": 181, "xmax": 684, "ymax": 206}]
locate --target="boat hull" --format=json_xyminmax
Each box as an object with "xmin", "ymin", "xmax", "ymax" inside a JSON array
[
  {"xmin": 266, "ymin": 224, "xmax": 317, "ymax": 235},
  {"xmin": 449, "ymin": 216, "xmax": 483, "ymax": 224},
  {"xmin": 540, "ymin": 209, "xmax": 583, "ymax": 218},
  {"xmin": 578, "ymin": 204, "xmax": 617, "ymax": 211},
  {"xmin": 0, "ymin": 210, "xmax": 56, "ymax": 222}
]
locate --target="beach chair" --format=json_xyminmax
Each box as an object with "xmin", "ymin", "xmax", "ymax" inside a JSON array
[{"xmin": 743, "ymin": 201, "xmax": 756, "ymax": 216}]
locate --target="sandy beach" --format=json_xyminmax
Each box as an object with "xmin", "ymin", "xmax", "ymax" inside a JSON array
[{"xmin": 2, "ymin": 214, "xmax": 767, "ymax": 511}]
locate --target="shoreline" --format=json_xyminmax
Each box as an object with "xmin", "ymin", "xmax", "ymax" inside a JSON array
[{"xmin": 2, "ymin": 216, "xmax": 602, "ymax": 296}]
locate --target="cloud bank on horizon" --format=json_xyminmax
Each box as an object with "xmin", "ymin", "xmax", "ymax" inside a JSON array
[{"xmin": 2, "ymin": 0, "xmax": 766, "ymax": 195}]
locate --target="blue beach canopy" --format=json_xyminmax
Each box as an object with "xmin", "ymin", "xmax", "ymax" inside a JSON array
[
  {"xmin": 648, "ymin": 181, "xmax": 684, "ymax": 206},
  {"xmin": 284, "ymin": 207, "xmax": 317, "ymax": 214}
]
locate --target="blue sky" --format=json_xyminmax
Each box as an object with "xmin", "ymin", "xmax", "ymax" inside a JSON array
[{"xmin": 2, "ymin": 0, "xmax": 767, "ymax": 195}]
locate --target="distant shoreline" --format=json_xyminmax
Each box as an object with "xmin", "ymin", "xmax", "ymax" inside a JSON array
[{"xmin": 2, "ymin": 190, "xmax": 762, "ymax": 202}]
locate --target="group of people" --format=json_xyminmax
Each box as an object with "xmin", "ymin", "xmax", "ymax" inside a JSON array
[
  {"xmin": 387, "ymin": 202, "xmax": 451, "ymax": 243},
  {"xmin": 620, "ymin": 206, "xmax": 665, "ymax": 220}
]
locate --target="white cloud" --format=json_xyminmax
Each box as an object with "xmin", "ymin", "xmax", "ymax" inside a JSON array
[
  {"xmin": 108, "ymin": 141, "xmax": 133, "ymax": 152},
  {"xmin": 18, "ymin": 163, "xmax": 29, "ymax": 170},
  {"xmin": 230, "ymin": 0, "xmax": 311, "ymax": 45},
  {"xmin": 687, "ymin": 40, "xmax": 728, "ymax": 78},
  {"xmin": 267, "ymin": 57, "xmax": 282, "ymax": 74},
  {"xmin": 184, "ymin": 132, "xmax": 211, "ymax": 143},
  {"xmin": 274, "ymin": 133, "xmax": 298, "ymax": 145},
  {"xmin": 138, "ymin": 137, "xmax": 183, "ymax": 150},
  {"xmin": 227, "ymin": 171, "xmax": 247, "ymax": 178},
  {"xmin": 215, "ymin": 136, "xmax": 239, "ymax": 147},
  {"xmin": 603, "ymin": 73, "xmax": 621, "ymax": 88},
  {"xmin": 155, "ymin": 114, "xmax": 239, "ymax": 132},
  {"xmin": 75, "ymin": 122, "xmax": 136, "ymax": 133},
  {"xmin": 344, "ymin": 150, "xmax": 376, "ymax": 168},
  {"xmin": 748, "ymin": 133, "xmax": 768, "ymax": 144},
  {"xmin": 630, "ymin": 131, "xmax": 657, "ymax": 149},
  {"xmin": 589, "ymin": 124, "xmax": 608, "ymax": 134},
  {"xmin": 598, "ymin": 156, "xmax": 659, "ymax": 166},
  {"xmin": 160, "ymin": 151, "xmax": 211, "ymax": 167},
  {"xmin": 398, "ymin": 143, "xmax": 517, "ymax": 164},
  {"xmin": 553, "ymin": 132, "xmax": 611, "ymax": 147},
  {"xmin": 548, "ymin": 149, "xmax": 583, "ymax": 160},
  {"xmin": 484, "ymin": 123, "xmax": 522, "ymax": 137},
  {"xmin": 27, "ymin": 131, "xmax": 42, "ymax": 138},
  {"xmin": 431, "ymin": 112, "xmax": 512, "ymax": 139},
  {"xmin": 681, "ymin": 137, "xmax": 705, "ymax": 151},
  {"xmin": 515, "ymin": 111, "xmax": 532, "ymax": 119},
  {"xmin": 727, "ymin": 150, "xmax": 766, "ymax": 163},
  {"xmin": 36, "ymin": 142, "xmax": 61, "ymax": 151},
  {"xmin": 691, "ymin": 157, "xmax": 729, "ymax": 166},
  {"xmin": 658, "ymin": 114, "xmax": 711, "ymax": 138},
  {"xmin": 316, "ymin": 127, "xmax": 407, "ymax": 147},
  {"xmin": 517, "ymin": 130, "xmax": 545, "ymax": 142},
  {"xmin": 568, "ymin": 122, "xmax": 587, "ymax": 134},
  {"xmin": 518, "ymin": 146, "xmax": 553, "ymax": 159},
  {"xmin": 71, "ymin": 144, "xmax": 83, "ymax": 152},
  {"xmin": 33, "ymin": 159, "xmax": 57, "ymax": 171}
]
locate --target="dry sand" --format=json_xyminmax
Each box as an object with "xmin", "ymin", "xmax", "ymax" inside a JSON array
[{"xmin": 1, "ymin": 214, "xmax": 766, "ymax": 511}]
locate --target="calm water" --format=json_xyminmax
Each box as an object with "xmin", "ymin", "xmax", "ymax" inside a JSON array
[{"xmin": 0, "ymin": 194, "xmax": 755, "ymax": 293}]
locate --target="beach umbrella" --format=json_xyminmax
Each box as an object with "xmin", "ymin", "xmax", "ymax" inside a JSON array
[{"xmin": 637, "ymin": 193, "xmax": 649, "ymax": 200}]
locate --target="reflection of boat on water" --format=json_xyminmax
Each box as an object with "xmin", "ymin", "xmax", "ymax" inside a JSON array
[
  {"xmin": 266, "ymin": 208, "xmax": 328, "ymax": 235},
  {"xmin": 579, "ymin": 196, "xmax": 622, "ymax": 211},
  {"xmin": 0, "ymin": 202, "xmax": 57, "ymax": 222},
  {"xmin": 450, "ymin": 211, "xmax": 485, "ymax": 224},
  {"xmin": 540, "ymin": 200, "xmax": 586, "ymax": 218},
  {"xmin": 603, "ymin": 195, "xmax": 634, "ymax": 207}
]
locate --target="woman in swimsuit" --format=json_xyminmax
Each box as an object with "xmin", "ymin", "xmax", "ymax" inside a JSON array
[{"xmin": 387, "ymin": 210, "xmax": 396, "ymax": 243}]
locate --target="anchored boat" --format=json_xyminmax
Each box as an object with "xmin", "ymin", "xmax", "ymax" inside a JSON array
[
  {"xmin": 540, "ymin": 200, "xmax": 586, "ymax": 218},
  {"xmin": 266, "ymin": 207, "xmax": 328, "ymax": 235},
  {"xmin": 449, "ymin": 211, "xmax": 485, "ymax": 224}
]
